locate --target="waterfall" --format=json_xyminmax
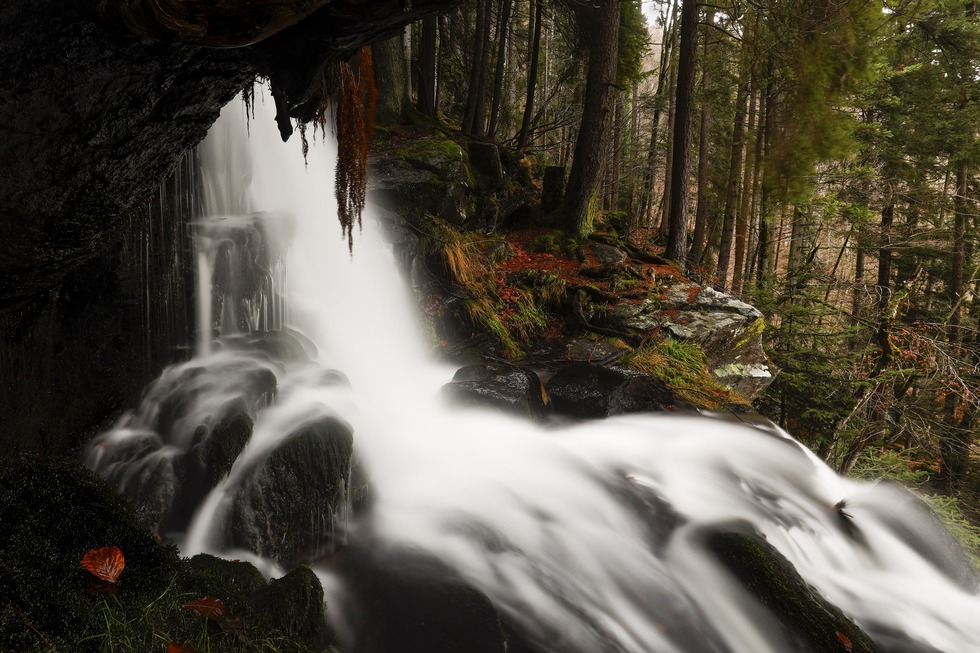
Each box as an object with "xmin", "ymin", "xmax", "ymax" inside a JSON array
[{"xmin": 85, "ymin": 88, "xmax": 980, "ymax": 653}]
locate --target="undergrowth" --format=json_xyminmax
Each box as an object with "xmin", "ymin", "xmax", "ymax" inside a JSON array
[
  {"xmin": 420, "ymin": 217, "xmax": 555, "ymax": 358},
  {"xmin": 623, "ymin": 339, "xmax": 745, "ymax": 410}
]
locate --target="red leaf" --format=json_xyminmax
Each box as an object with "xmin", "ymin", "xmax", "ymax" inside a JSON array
[
  {"xmin": 181, "ymin": 597, "xmax": 226, "ymax": 620},
  {"xmin": 836, "ymin": 630, "xmax": 853, "ymax": 652},
  {"xmin": 80, "ymin": 546, "xmax": 125, "ymax": 584},
  {"xmin": 167, "ymin": 643, "xmax": 198, "ymax": 653}
]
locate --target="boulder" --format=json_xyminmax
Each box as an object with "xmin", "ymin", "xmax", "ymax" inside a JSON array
[
  {"xmin": 545, "ymin": 362, "xmax": 677, "ymax": 418},
  {"xmin": 443, "ymin": 363, "xmax": 550, "ymax": 420},
  {"xmin": 468, "ymin": 142, "xmax": 504, "ymax": 186},
  {"xmin": 251, "ymin": 565, "xmax": 330, "ymax": 645},
  {"xmin": 599, "ymin": 282, "xmax": 773, "ymax": 400},
  {"xmin": 328, "ymin": 543, "xmax": 543, "ymax": 653},
  {"xmin": 226, "ymin": 416, "xmax": 354, "ymax": 566},
  {"xmin": 702, "ymin": 525, "xmax": 876, "ymax": 653}
]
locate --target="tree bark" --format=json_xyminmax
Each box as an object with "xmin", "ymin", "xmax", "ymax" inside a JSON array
[
  {"xmin": 557, "ymin": 0, "xmax": 621, "ymax": 236},
  {"xmin": 463, "ymin": 0, "xmax": 489, "ymax": 135},
  {"xmin": 487, "ymin": 0, "xmax": 514, "ymax": 139},
  {"xmin": 732, "ymin": 84, "xmax": 758, "ymax": 295},
  {"xmin": 516, "ymin": 0, "xmax": 544, "ymax": 155},
  {"xmin": 664, "ymin": 0, "xmax": 698, "ymax": 264},
  {"xmin": 372, "ymin": 34, "xmax": 409, "ymax": 124},
  {"xmin": 417, "ymin": 16, "xmax": 438, "ymax": 118},
  {"xmin": 689, "ymin": 7, "xmax": 714, "ymax": 267},
  {"xmin": 715, "ymin": 51, "xmax": 750, "ymax": 289}
]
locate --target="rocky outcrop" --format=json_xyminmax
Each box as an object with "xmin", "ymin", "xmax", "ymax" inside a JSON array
[
  {"xmin": 368, "ymin": 128, "xmax": 537, "ymax": 232},
  {"xmin": 598, "ymin": 281, "xmax": 773, "ymax": 400}
]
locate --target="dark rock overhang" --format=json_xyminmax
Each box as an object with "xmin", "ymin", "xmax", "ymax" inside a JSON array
[{"xmin": 0, "ymin": 0, "xmax": 459, "ymax": 310}]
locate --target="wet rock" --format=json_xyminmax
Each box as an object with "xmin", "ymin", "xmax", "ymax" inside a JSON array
[
  {"xmin": 443, "ymin": 363, "xmax": 550, "ymax": 420},
  {"xmin": 328, "ymin": 544, "xmax": 542, "ymax": 653},
  {"xmin": 166, "ymin": 407, "xmax": 253, "ymax": 532},
  {"xmin": 702, "ymin": 526, "xmax": 877, "ymax": 653},
  {"xmin": 545, "ymin": 362, "xmax": 676, "ymax": 418},
  {"xmin": 90, "ymin": 432, "xmax": 180, "ymax": 532},
  {"xmin": 226, "ymin": 415, "xmax": 354, "ymax": 566}
]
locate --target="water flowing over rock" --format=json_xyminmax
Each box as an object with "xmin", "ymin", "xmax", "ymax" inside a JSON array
[
  {"xmin": 225, "ymin": 415, "xmax": 354, "ymax": 567},
  {"xmin": 75, "ymin": 88, "xmax": 980, "ymax": 653}
]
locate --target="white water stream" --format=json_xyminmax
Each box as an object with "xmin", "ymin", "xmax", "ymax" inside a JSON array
[{"xmin": 88, "ymin": 89, "xmax": 980, "ymax": 653}]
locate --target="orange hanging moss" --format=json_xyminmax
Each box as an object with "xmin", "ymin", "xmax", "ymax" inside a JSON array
[
  {"xmin": 336, "ymin": 60, "xmax": 367, "ymax": 252},
  {"xmin": 358, "ymin": 46, "xmax": 377, "ymax": 140}
]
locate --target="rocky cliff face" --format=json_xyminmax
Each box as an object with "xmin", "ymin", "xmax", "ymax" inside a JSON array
[{"xmin": 0, "ymin": 0, "xmax": 459, "ymax": 454}]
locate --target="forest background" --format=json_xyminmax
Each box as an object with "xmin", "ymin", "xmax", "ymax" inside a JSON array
[{"xmin": 365, "ymin": 0, "xmax": 980, "ymax": 548}]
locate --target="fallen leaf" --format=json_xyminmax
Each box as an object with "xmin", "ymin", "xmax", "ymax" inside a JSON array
[
  {"xmin": 167, "ymin": 643, "xmax": 198, "ymax": 653},
  {"xmin": 80, "ymin": 546, "xmax": 125, "ymax": 584},
  {"xmin": 182, "ymin": 597, "xmax": 226, "ymax": 620},
  {"xmin": 836, "ymin": 630, "xmax": 853, "ymax": 652}
]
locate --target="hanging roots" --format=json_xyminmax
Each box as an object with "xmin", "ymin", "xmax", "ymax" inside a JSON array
[
  {"xmin": 336, "ymin": 60, "xmax": 367, "ymax": 253},
  {"xmin": 358, "ymin": 45, "xmax": 377, "ymax": 141}
]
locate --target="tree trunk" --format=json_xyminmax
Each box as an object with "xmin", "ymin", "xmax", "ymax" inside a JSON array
[
  {"xmin": 557, "ymin": 0, "xmax": 621, "ymax": 237},
  {"xmin": 755, "ymin": 78, "xmax": 775, "ymax": 286},
  {"xmin": 463, "ymin": 0, "xmax": 489, "ymax": 135},
  {"xmin": 715, "ymin": 51, "xmax": 750, "ymax": 290},
  {"xmin": 636, "ymin": 0, "xmax": 678, "ymax": 231},
  {"xmin": 940, "ymin": 160, "xmax": 970, "ymax": 491},
  {"xmin": 744, "ymin": 88, "xmax": 766, "ymax": 284},
  {"xmin": 372, "ymin": 35, "xmax": 409, "ymax": 124},
  {"xmin": 689, "ymin": 7, "xmax": 714, "ymax": 267},
  {"xmin": 664, "ymin": 0, "xmax": 698, "ymax": 264},
  {"xmin": 610, "ymin": 89, "xmax": 624, "ymax": 211},
  {"xmin": 516, "ymin": 0, "xmax": 544, "ymax": 155},
  {"xmin": 417, "ymin": 16, "xmax": 438, "ymax": 118},
  {"xmin": 487, "ymin": 0, "xmax": 514, "ymax": 139},
  {"xmin": 732, "ymin": 84, "xmax": 758, "ymax": 295}
]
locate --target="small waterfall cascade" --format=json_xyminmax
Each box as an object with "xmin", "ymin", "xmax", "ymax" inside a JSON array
[{"xmin": 85, "ymin": 88, "xmax": 980, "ymax": 653}]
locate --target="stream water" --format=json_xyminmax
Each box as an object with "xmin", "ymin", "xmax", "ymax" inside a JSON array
[{"xmin": 85, "ymin": 89, "xmax": 980, "ymax": 653}]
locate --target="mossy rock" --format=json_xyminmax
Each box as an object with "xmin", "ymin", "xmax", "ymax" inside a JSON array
[
  {"xmin": 251, "ymin": 565, "xmax": 328, "ymax": 644},
  {"xmin": 0, "ymin": 456, "xmax": 179, "ymax": 644},
  {"xmin": 186, "ymin": 553, "xmax": 268, "ymax": 605},
  {"xmin": 703, "ymin": 527, "xmax": 876, "ymax": 653}
]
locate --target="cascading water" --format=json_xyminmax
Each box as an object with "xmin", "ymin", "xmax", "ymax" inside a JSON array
[{"xmin": 85, "ymin": 89, "xmax": 980, "ymax": 653}]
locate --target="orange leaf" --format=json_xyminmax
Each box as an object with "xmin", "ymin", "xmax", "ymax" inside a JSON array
[
  {"xmin": 181, "ymin": 597, "xmax": 226, "ymax": 620},
  {"xmin": 836, "ymin": 630, "xmax": 853, "ymax": 652},
  {"xmin": 167, "ymin": 644, "xmax": 198, "ymax": 653},
  {"xmin": 80, "ymin": 546, "xmax": 125, "ymax": 584}
]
